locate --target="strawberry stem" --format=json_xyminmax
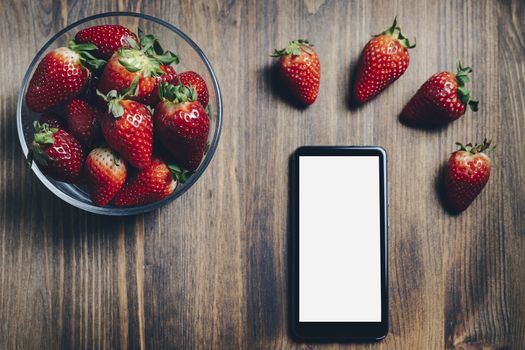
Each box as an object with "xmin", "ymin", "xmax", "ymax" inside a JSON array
[
  {"xmin": 376, "ymin": 17, "xmax": 416, "ymax": 49},
  {"xmin": 455, "ymin": 60, "xmax": 479, "ymax": 111},
  {"xmin": 116, "ymin": 29, "xmax": 179, "ymax": 77},
  {"xmin": 68, "ymin": 40, "xmax": 106, "ymax": 70},
  {"xmin": 456, "ymin": 139, "xmax": 494, "ymax": 154},
  {"xmin": 30, "ymin": 122, "xmax": 57, "ymax": 166},
  {"xmin": 168, "ymin": 164, "xmax": 192, "ymax": 183},
  {"xmin": 158, "ymin": 83, "xmax": 198, "ymax": 104},
  {"xmin": 271, "ymin": 39, "xmax": 314, "ymax": 57},
  {"xmin": 33, "ymin": 121, "xmax": 57, "ymax": 145},
  {"xmin": 96, "ymin": 77, "xmax": 139, "ymax": 118}
]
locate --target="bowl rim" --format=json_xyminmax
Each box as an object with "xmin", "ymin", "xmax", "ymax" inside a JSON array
[{"xmin": 17, "ymin": 11, "xmax": 223, "ymax": 216}]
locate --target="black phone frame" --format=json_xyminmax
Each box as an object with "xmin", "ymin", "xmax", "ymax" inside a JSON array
[{"xmin": 290, "ymin": 146, "xmax": 388, "ymax": 342}]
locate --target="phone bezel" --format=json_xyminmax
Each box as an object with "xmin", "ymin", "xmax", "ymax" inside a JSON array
[{"xmin": 290, "ymin": 146, "xmax": 388, "ymax": 341}]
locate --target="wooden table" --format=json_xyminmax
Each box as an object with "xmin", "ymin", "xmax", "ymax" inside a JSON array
[{"xmin": 1, "ymin": 0, "xmax": 523, "ymax": 349}]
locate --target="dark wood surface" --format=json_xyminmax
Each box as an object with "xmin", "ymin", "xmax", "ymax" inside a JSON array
[{"xmin": 0, "ymin": 0, "xmax": 523, "ymax": 349}]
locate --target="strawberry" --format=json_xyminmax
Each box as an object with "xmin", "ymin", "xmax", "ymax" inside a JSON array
[
  {"xmin": 401, "ymin": 62, "xmax": 479, "ymax": 126},
  {"xmin": 112, "ymin": 157, "xmax": 189, "ymax": 207},
  {"xmin": 26, "ymin": 41, "xmax": 105, "ymax": 112},
  {"xmin": 177, "ymin": 71, "xmax": 209, "ymax": 107},
  {"xmin": 65, "ymin": 99, "xmax": 103, "ymax": 148},
  {"xmin": 28, "ymin": 122, "xmax": 85, "ymax": 183},
  {"xmin": 353, "ymin": 18, "xmax": 415, "ymax": 103},
  {"xmin": 444, "ymin": 140, "xmax": 493, "ymax": 213},
  {"xmin": 154, "ymin": 83, "xmax": 210, "ymax": 171},
  {"xmin": 85, "ymin": 147, "xmax": 127, "ymax": 206},
  {"xmin": 97, "ymin": 31, "xmax": 178, "ymax": 105},
  {"xmin": 271, "ymin": 39, "xmax": 320, "ymax": 105},
  {"xmin": 38, "ymin": 112, "xmax": 64, "ymax": 129},
  {"xmin": 97, "ymin": 79, "xmax": 153, "ymax": 169},
  {"xmin": 75, "ymin": 24, "xmax": 138, "ymax": 60}
]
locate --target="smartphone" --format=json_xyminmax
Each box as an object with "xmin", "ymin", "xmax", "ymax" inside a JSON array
[{"xmin": 290, "ymin": 146, "xmax": 388, "ymax": 341}]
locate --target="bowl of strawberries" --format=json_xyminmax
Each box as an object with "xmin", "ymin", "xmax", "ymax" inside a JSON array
[{"xmin": 17, "ymin": 12, "xmax": 222, "ymax": 215}]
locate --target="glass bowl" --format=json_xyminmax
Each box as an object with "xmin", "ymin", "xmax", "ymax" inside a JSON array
[{"xmin": 17, "ymin": 12, "xmax": 222, "ymax": 215}]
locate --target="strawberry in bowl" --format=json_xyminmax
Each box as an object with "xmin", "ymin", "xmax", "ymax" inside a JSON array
[
  {"xmin": 28, "ymin": 122, "xmax": 85, "ymax": 184},
  {"xmin": 97, "ymin": 30, "xmax": 179, "ymax": 106},
  {"xmin": 154, "ymin": 83, "xmax": 210, "ymax": 172},
  {"xmin": 25, "ymin": 41, "xmax": 105, "ymax": 112},
  {"xmin": 18, "ymin": 13, "xmax": 222, "ymax": 215},
  {"xmin": 74, "ymin": 24, "xmax": 138, "ymax": 59}
]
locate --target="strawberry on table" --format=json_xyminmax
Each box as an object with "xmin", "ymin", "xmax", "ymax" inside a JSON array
[
  {"xmin": 38, "ymin": 112, "xmax": 64, "ymax": 129},
  {"xmin": 26, "ymin": 40, "xmax": 105, "ymax": 112},
  {"xmin": 401, "ymin": 62, "xmax": 479, "ymax": 126},
  {"xmin": 97, "ymin": 79, "xmax": 153, "ymax": 169},
  {"xmin": 97, "ymin": 31, "xmax": 178, "ymax": 106},
  {"xmin": 65, "ymin": 99, "xmax": 103, "ymax": 148},
  {"xmin": 271, "ymin": 39, "xmax": 320, "ymax": 106},
  {"xmin": 112, "ymin": 157, "xmax": 188, "ymax": 207},
  {"xmin": 154, "ymin": 83, "xmax": 210, "ymax": 171},
  {"xmin": 28, "ymin": 122, "xmax": 85, "ymax": 183},
  {"xmin": 85, "ymin": 147, "xmax": 127, "ymax": 206},
  {"xmin": 75, "ymin": 24, "xmax": 138, "ymax": 60},
  {"xmin": 177, "ymin": 71, "xmax": 209, "ymax": 108},
  {"xmin": 353, "ymin": 17, "xmax": 415, "ymax": 103},
  {"xmin": 444, "ymin": 139, "xmax": 493, "ymax": 214}
]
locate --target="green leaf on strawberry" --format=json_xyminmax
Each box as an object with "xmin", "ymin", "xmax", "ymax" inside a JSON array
[
  {"xmin": 117, "ymin": 29, "xmax": 180, "ymax": 74},
  {"xmin": 376, "ymin": 16, "xmax": 416, "ymax": 49},
  {"xmin": 158, "ymin": 82, "xmax": 198, "ymax": 103},
  {"xmin": 29, "ymin": 122, "xmax": 59, "ymax": 166},
  {"xmin": 68, "ymin": 39, "xmax": 106, "ymax": 70},
  {"xmin": 154, "ymin": 51, "xmax": 179, "ymax": 65},
  {"xmin": 455, "ymin": 139, "xmax": 494, "ymax": 154},
  {"xmin": 455, "ymin": 61, "xmax": 478, "ymax": 111},
  {"xmin": 271, "ymin": 39, "xmax": 313, "ymax": 57},
  {"xmin": 118, "ymin": 58, "xmax": 143, "ymax": 72},
  {"xmin": 97, "ymin": 76, "xmax": 140, "ymax": 118},
  {"xmin": 33, "ymin": 121, "xmax": 57, "ymax": 144},
  {"xmin": 168, "ymin": 164, "xmax": 192, "ymax": 183}
]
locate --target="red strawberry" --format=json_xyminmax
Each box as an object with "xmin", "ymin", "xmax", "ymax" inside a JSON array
[
  {"xmin": 154, "ymin": 83, "xmax": 210, "ymax": 171},
  {"xmin": 444, "ymin": 140, "xmax": 493, "ymax": 213},
  {"xmin": 75, "ymin": 24, "xmax": 138, "ymax": 60},
  {"xmin": 97, "ymin": 80, "xmax": 153, "ymax": 169},
  {"xmin": 112, "ymin": 157, "xmax": 188, "ymax": 207},
  {"xmin": 177, "ymin": 71, "xmax": 209, "ymax": 107},
  {"xmin": 28, "ymin": 122, "xmax": 85, "ymax": 183},
  {"xmin": 401, "ymin": 62, "xmax": 479, "ymax": 126},
  {"xmin": 38, "ymin": 112, "xmax": 64, "ymax": 129},
  {"xmin": 353, "ymin": 18, "xmax": 415, "ymax": 103},
  {"xmin": 97, "ymin": 32, "xmax": 178, "ymax": 105},
  {"xmin": 65, "ymin": 99, "xmax": 103, "ymax": 148},
  {"xmin": 85, "ymin": 147, "xmax": 127, "ymax": 206},
  {"xmin": 271, "ymin": 39, "xmax": 320, "ymax": 105},
  {"xmin": 26, "ymin": 41, "xmax": 105, "ymax": 112}
]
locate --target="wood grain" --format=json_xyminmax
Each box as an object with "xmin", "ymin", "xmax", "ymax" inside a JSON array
[{"xmin": 0, "ymin": 0, "xmax": 523, "ymax": 349}]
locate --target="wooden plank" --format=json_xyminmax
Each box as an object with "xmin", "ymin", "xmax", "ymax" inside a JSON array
[{"xmin": 0, "ymin": 0, "xmax": 522, "ymax": 349}]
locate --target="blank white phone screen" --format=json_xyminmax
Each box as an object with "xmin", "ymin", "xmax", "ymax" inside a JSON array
[{"xmin": 299, "ymin": 156, "xmax": 381, "ymax": 322}]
